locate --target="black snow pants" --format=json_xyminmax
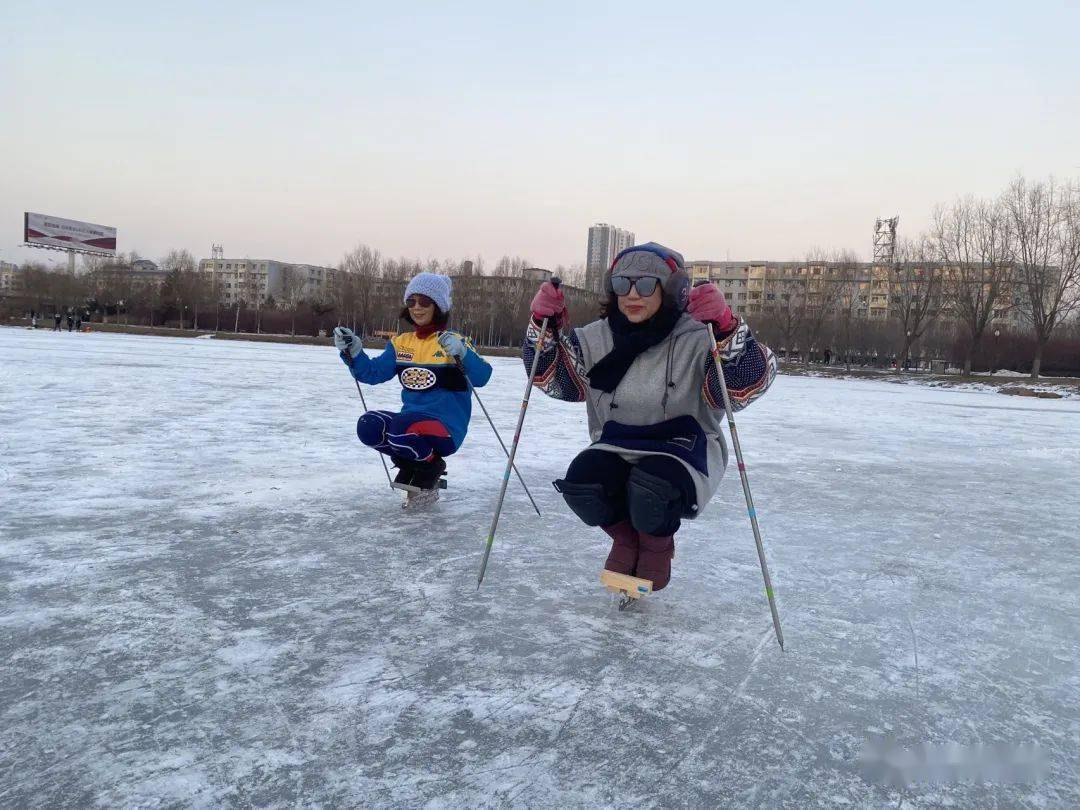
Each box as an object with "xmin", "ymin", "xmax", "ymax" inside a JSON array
[{"xmin": 556, "ymin": 448, "xmax": 697, "ymax": 536}]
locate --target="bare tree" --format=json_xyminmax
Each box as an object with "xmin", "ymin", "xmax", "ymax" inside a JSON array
[
  {"xmin": 493, "ymin": 255, "xmax": 531, "ymax": 276},
  {"xmin": 760, "ymin": 263, "xmax": 805, "ymax": 360},
  {"xmin": 80, "ymin": 254, "xmax": 109, "ymax": 275},
  {"xmin": 829, "ymin": 252, "xmax": 866, "ymax": 370},
  {"xmin": 338, "ymin": 244, "xmax": 382, "ymax": 334},
  {"xmin": 1003, "ymin": 176, "xmax": 1080, "ymax": 378},
  {"xmin": 890, "ymin": 238, "xmax": 943, "ymax": 370},
  {"xmin": 553, "ymin": 262, "xmax": 587, "ymax": 288},
  {"xmin": 382, "ymin": 257, "xmax": 418, "ymax": 282},
  {"xmin": 188, "ymin": 270, "xmax": 211, "ymax": 330},
  {"xmin": 158, "ymin": 250, "xmax": 199, "ymax": 328},
  {"xmin": 160, "ymin": 249, "xmax": 195, "ymax": 273},
  {"xmin": 930, "ymin": 196, "xmax": 1015, "ymax": 375},
  {"xmin": 279, "ymin": 265, "xmax": 306, "ymax": 335},
  {"xmin": 801, "ymin": 250, "xmax": 850, "ymax": 363}
]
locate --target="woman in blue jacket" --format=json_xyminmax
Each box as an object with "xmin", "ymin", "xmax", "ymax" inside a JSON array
[{"xmin": 333, "ymin": 272, "xmax": 492, "ymax": 499}]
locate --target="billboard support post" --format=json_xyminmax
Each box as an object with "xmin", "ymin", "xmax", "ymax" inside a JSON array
[{"xmin": 68, "ymin": 249, "xmax": 75, "ymax": 275}]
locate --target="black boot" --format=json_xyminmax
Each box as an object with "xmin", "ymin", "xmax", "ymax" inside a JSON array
[
  {"xmin": 410, "ymin": 456, "xmax": 447, "ymax": 490},
  {"xmin": 391, "ymin": 457, "xmax": 419, "ymax": 486}
]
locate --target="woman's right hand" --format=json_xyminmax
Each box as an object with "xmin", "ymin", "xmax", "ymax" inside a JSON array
[
  {"xmin": 530, "ymin": 281, "xmax": 567, "ymax": 327},
  {"xmin": 333, "ymin": 326, "xmax": 361, "ymax": 358}
]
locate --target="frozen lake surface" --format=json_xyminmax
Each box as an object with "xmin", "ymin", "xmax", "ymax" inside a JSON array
[{"xmin": 1, "ymin": 327, "xmax": 1078, "ymax": 808}]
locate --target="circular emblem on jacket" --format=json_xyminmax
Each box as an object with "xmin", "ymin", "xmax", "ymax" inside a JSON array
[{"xmin": 400, "ymin": 366, "xmax": 437, "ymax": 390}]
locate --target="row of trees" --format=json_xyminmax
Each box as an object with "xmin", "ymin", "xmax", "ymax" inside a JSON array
[
  {"xmin": 7, "ymin": 245, "xmax": 562, "ymax": 340},
  {"xmin": 6, "ymin": 175, "xmax": 1076, "ymax": 375},
  {"xmin": 329, "ymin": 246, "xmax": 566, "ymax": 341},
  {"xmin": 747, "ymin": 176, "xmax": 1080, "ymax": 378}
]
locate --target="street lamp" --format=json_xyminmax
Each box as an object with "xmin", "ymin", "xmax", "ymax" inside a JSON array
[{"xmin": 994, "ymin": 329, "xmax": 1001, "ymax": 373}]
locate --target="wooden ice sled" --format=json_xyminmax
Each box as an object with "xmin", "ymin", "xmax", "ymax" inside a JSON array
[
  {"xmin": 601, "ymin": 570, "xmax": 653, "ymax": 609},
  {"xmin": 390, "ymin": 478, "xmax": 447, "ymax": 494}
]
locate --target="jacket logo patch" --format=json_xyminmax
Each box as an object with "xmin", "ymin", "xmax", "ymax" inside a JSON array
[
  {"xmin": 396, "ymin": 351, "xmax": 414, "ymax": 361},
  {"xmin": 667, "ymin": 436, "xmax": 697, "ymax": 451},
  {"xmin": 400, "ymin": 367, "xmax": 437, "ymax": 390}
]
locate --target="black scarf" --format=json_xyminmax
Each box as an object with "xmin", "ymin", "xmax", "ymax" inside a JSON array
[{"xmin": 587, "ymin": 304, "xmax": 681, "ymax": 393}]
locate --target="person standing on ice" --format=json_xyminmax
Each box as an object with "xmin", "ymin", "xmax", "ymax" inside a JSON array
[
  {"xmin": 523, "ymin": 243, "xmax": 776, "ymax": 591},
  {"xmin": 333, "ymin": 272, "xmax": 492, "ymax": 499}
]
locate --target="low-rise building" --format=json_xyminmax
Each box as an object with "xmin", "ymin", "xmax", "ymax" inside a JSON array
[
  {"xmin": 197, "ymin": 259, "xmax": 337, "ymax": 305},
  {"xmin": 686, "ymin": 258, "xmax": 1026, "ymax": 328}
]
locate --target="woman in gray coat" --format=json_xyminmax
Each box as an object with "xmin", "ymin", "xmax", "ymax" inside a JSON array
[{"xmin": 523, "ymin": 243, "xmax": 776, "ymax": 591}]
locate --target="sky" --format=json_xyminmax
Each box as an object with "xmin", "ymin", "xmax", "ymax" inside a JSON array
[{"xmin": 2, "ymin": 0, "xmax": 1078, "ymax": 270}]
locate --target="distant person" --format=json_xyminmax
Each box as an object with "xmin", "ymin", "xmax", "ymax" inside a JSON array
[
  {"xmin": 823, "ymin": 348, "xmax": 832, "ymax": 365},
  {"xmin": 53, "ymin": 313, "xmax": 62, "ymax": 331},
  {"xmin": 66, "ymin": 313, "xmax": 74, "ymax": 332},
  {"xmin": 31, "ymin": 313, "xmax": 37, "ymax": 329},
  {"xmin": 75, "ymin": 313, "xmax": 82, "ymax": 331}
]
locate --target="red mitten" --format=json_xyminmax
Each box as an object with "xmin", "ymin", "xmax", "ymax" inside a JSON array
[
  {"xmin": 688, "ymin": 283, "xmax": 735, "ymax": 333},
  {"xmin": 530, "ymin": 281, "xmax": 567, "ymax": 328}
]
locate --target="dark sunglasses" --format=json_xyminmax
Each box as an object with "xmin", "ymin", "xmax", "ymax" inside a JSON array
[
  {"xmin": 611, "ymin": 275, "xmax": 660, "ymax": 297},
  {"xmin": 406, "ymin": 295, "xmax": 434, "ymax": 308}
]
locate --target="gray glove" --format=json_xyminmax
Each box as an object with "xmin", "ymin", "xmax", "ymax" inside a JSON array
[
  {"xmin": 438, "ymin": 331, "xmax": 467, "ymax": 360},
  {"xmin": 333, "ymin": 326, "xmax": 362, "ymax": 359}
]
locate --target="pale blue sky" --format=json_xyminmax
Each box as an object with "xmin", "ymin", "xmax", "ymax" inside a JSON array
[{"xmin": 3, "ymin": 0, "xmax": 1078, "ymax": 269}]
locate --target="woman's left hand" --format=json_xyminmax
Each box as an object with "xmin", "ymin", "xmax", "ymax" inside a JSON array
[
  {"xmin": 688, "ymin": 283, "xmax": 735, "ymax": 332},
  {"xmin": 438, "ymin": 332, "xmax": 467, "ymax": 359}
]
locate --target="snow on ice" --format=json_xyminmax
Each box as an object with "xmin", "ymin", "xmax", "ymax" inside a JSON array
[{"xmin": 1, "ymin": 327, "xmax": 1078, "ymax": 808}]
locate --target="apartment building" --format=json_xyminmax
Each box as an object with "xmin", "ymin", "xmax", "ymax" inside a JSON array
[
  {"xmin": 687, "ymin": 258, "xmax": 1026, "ymax": 327},
  {"xmin": 197, "ymin": 259, "xmax": 336, "ymax": 305},
  {"xmin": 585, "ymin": 223, "xmax": 635, "ymax": 293}
]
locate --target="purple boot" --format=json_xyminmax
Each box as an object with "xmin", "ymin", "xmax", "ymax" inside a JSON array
[
  {"xmin": 602, "ymin": 521, "xmax": 639, "ymax": 575},
  {"xmin": 636, "ymin": 533, "xmax": 675, "ymax": 591}
]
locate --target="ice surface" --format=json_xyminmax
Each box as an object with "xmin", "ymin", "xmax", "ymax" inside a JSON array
[{"xmin": 1, "ymin": 327, "xmax": 1078, "ymax": 808}]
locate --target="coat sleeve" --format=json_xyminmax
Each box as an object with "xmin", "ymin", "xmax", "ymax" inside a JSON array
[
  {"xmin": 521, "ymin": 319, "xmax": 589, "ymax": 403},
  {"xmin": 701, "ymin": 319, "xmax": 777, "ymax": 412},
  {"xmin": 342, "ymin": 341, "xmax": 399, "ymax": 385}
]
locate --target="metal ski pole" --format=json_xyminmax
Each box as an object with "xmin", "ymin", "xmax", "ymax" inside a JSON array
[
  {"xmin": 453, "ymin": 356, "xmax": 542, "ymax": 516},
  {"xmin": 708, "ymin": 322, "xmax": 785, "ymax": 650},
  {"xmin": 476, "ymin": 278, "xmax": 561, "ymax": 589},
  {"xmin": 350, "ymin": 365, "xmax": 394, "ymax": 488}
]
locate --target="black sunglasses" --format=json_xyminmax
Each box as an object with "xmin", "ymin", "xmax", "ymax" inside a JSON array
[
  {"xmin": 406, "ymin": 295, "xmax": 434, "ymax": 308},
  {"xmin": 611, "ymin": 275, "xmax": 660, "ymax": 297}
]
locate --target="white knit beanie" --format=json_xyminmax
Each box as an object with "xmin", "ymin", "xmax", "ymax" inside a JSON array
[{"xmin": 403, "ymin": 272, "xmax": 452, "ymax": 313}]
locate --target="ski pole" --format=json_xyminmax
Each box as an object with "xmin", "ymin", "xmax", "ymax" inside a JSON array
[
  {"xmin": 707, "ymin": 321, "xmax": 785, "ymax": 650},
  {"xmin": 453, "ymin": 355, "xmax": 542, "ymax": 516},
  {"xmin": 349, "ymin": 355, "xmax": 394, "ymax": 487},
  {"xmin": 476, "ymin": 278, "xmax": 560, "ymax": 589}
]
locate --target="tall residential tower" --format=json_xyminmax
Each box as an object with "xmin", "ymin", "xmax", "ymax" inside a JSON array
[{"xmin": 585, "ymin": 223, "xmax": 634, "ymax": 293}]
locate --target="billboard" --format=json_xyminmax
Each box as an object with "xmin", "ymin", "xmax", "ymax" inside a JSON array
[{"xmin": 24, "ymin": 212, "xmax": 117, "ymax": 255}]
